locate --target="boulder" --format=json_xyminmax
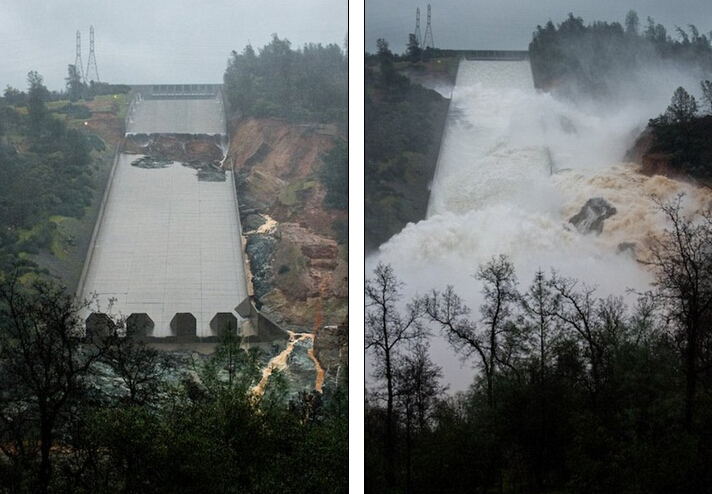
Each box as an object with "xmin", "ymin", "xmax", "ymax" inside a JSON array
[{"xmin": 569, "ymin": 197, "xmax": 617, "ymax": 235}]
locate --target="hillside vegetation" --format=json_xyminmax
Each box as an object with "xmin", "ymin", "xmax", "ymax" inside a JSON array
[
  {"xmin": 636, "ymin": 84, "xmax": 712, "ymax": 182},
  {"xmin": 224, "ymin": 34, "xmax": 347, "ymax": 128},
  {"xmin": 530, "ymin": 11, "xmax": 712, "ymax": 96},
  {"xmin": 364, "ymin": 40, "xmax": 451, "ymax": 251},
  {"xmin": 0, "ymin": 72, "xmax": 121, "ymax": 287}
]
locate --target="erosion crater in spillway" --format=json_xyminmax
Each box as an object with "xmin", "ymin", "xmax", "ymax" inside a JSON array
[{"xmin": 372, "ymin": 59, "xmax": 712, "ymax": 391}]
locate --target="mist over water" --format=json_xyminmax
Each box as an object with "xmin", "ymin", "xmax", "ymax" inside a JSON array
[{"xmin": 368, "ymin": 59, "xmax": 712, "ymax": 392}]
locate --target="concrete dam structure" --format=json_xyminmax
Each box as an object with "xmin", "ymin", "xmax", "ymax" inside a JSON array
[
  {"xmin": 79, "ymin": 85, "xmax": 249, "ymax": 339},
  {"xmin": 126, "ymin": 85, "xmax": 226, "ymax": 135}
]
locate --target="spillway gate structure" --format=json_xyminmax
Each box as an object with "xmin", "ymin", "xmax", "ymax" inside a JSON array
[{"xmin": 78, "ymin": 85, "xmax": 250, "ymax": 341}]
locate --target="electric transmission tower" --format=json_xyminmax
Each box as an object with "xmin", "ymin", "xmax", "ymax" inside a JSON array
[
  {"xmin": 414, "ymin": 8, "xmax": 422, "ymax": 46},
  {"xmin": 74, "ymin": 30, "xmax": 85, "ymax": 82},
  {"xmin": 85, "ymin": 25, "xmax": 100, "ymax": 84},
  {"xmin": 423, "ymin": 4, "xmax": 435, "ymax": 49}
]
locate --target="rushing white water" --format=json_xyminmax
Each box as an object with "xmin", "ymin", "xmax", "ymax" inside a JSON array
[{"xmin": 369, "ymin": 60, "xmax": 712, "ymax": 392}]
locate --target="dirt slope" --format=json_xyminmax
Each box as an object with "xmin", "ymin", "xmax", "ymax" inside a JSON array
[{"xmin": 227, "ymin": 117, "xmax": 348, "ymax": 333}]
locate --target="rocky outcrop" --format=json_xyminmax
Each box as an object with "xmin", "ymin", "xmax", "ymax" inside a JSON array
[
  {"xmin": 569, "ymin": 197, "xmax": 617, "ymax": 235},
  {"xmin": 271, "ymin": 223, "xmax": 345, "ymax": 301},
  {"xmin": 313, "ymin": 322, "xmax": 348, "ymax": 386},
  {"xmin": 625, "ymin": 127, "xmax": 686, "ymax": 179}
]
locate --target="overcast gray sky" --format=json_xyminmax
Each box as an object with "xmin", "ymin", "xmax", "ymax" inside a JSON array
[
  {"xmin": 366, "ymin": 0, "xmax": 712, "ymax": 55},
  {"xmin": 0, "ymin": 0, "xmax": 348, "ymax": 92}
]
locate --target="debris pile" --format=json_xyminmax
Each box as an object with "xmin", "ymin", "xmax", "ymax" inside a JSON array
[
  {"xmin": 182, "ymin": 160, "xmax": 226, "ymax": 182},
  {"xmin": 131, "ymin": 156, "xmax": 173, "ymax": 169}
]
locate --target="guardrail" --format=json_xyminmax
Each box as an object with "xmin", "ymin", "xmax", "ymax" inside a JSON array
[{"xmin": 131, "ymin": 84, "xmax": 222, "ymax": 99}]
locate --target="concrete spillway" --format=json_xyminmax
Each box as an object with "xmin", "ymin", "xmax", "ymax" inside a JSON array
[
  {"xmin": 79, "ymin": 88, "xmax": 249, "ymax": 338},
  {"xmin": 126, "ymin": 97, "xmax": 226, "ymax": 135}
]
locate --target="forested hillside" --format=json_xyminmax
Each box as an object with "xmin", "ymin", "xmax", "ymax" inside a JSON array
[
  {"xmin": 530, "ymin": 11, "xmax": 712, "ymax": 96},
  {"xmin": 0, "ymin": 71, "xmax": 114, "ymax": 284},
  {"xmin": 634, "ymin": 84, "xmax": 712, "ymax": 182},
  {"xmin": 364, "ymin": 40, "xmax": 451, "ymax": 251},
  {"xmin": 0, "ymin": 281, "xmax": 347, "ymax": 494},
  {"xmin": 224, "ymin": 34, "xmax": 347, "ymax": 128}
]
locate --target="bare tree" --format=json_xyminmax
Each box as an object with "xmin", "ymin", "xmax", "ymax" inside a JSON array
[
  {"xmin": 423, "ymin": 255, "xmax": 519, "ymax": 408},
  {"xmin": 365, "ymin": 262, "xmax": 424, "ymax": 488},
  {"xmin": 520, "ymin": 269, "xmax": 561, "ymax": 382},
  {"xmin": 547, "ymin": 274, "xmax": 611, "ymax": 405},
  {"xmin": 647, "ymin": 194, "xmax": 712, "ymax": 431},
  {"xmin": 477, "ymin": 255, "xmax": 521, "ymax": 384},
  {"xmin": 395, "ymin": 341, "xmax": 444, "ymax": 432}
]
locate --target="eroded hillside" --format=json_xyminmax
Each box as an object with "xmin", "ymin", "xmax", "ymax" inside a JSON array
[{"xmin": 226, "ymin": 117, "xmax": 348, "ymax": 334}]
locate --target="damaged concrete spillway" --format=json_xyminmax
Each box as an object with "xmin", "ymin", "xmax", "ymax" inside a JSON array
[{"xmin": 79, "ymin": 85, "xmax": 249, "ymax": 339}]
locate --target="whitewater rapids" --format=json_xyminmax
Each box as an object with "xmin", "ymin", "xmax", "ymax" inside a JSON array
[{"xmin": 369, "ymin": 60, "xmax": 712, "ymax": 392}]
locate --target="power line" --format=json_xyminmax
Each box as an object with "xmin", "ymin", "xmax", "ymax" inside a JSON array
[
  {"xmin": 423, "ymin": 4, "xmax": 434, "ymax": 49},
  {"xmin": 414, "ymin": 8, "xmax": 422, "ymax": 46},
  {"xmin": 85, "ymin": 25, "xmax": 100, "ymax": 83},
  {"xmin": 74, "ymin": 30, "xmax": 85, "ymax": 83}
]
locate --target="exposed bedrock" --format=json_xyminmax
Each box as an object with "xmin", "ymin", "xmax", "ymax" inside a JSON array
[{"xmin": 569, "ymin": 197, "xmax": 617, "ymax": 235}]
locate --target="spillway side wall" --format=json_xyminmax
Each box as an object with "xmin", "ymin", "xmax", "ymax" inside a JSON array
[
  {"xmin": 75, "ymin": 141, "xmax": 123, "ymax": 302},
  {"xmin": 228, "ymin": 170, "xmax": 250, "ymax": 300},
  {"xmin": 426, "ymin": 59, "xmax": 461, "ymax": 218}
]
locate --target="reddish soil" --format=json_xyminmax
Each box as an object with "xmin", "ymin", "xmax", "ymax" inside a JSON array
[
  {"xmin": 227, "ymin": 118, "xmax": 347, "ymax": 239},
  {"xmin": 123, "ymin": 134, "xmax": 224, "ymax": 162},
  {"xmin": 68, "ymin": 111, "xmax": 124, "ymax": 148},
  {"xmin": 227, "ymin": 117, "xmax": 348, "ymax": 330}
]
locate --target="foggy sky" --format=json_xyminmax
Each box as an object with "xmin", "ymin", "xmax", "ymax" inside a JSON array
[
  {"xmin": 366, "ymin": 0, "xmax": 712, "ymax": 55},
  {"xmin": 0, "ymin": 0, "xmax": 348, "ymax": 92}
]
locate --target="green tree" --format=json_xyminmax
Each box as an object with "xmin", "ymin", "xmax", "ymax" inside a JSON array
[
  {"xmin": 261, "ymin": 34, "xmax": 295, "ymax": 117},
  {"xmin": 645, "ymin": 16, "xmax": 669, "ymax": 44},
  {"xmin": 101, "ymin": 323, "xmax": 174, "ymax": 406},
  {"xmin": 320, "ymin": 140, "xmax": 348, "ymax": 210},
  {"xmin": 625, "ymin": 10, "xmax": 640, "ymax": 36},
  {"xmin": 3, "ymin": 85, "xmax": 26, "ymax": 106},
  {"xmin": 406, "ymin": 33, "xmax": 422, "ymax": 62},
  {"xmin": 665, "ymin": 86, "xmax": 698, "ymax": 124},
  {"xmin": 65, "ymin": 64, "xmax": 84, "ymax": 102},
  {"xmin": 376, "ymin": 38, "xmax": 398, "ymax": 88},
  {"xmin": 224, "ymin": 44, "xmax": 258, "ymax": 116},
  {"xmin": 26, "ymin": 71, "xmax": 48, "ymax": 139}
]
